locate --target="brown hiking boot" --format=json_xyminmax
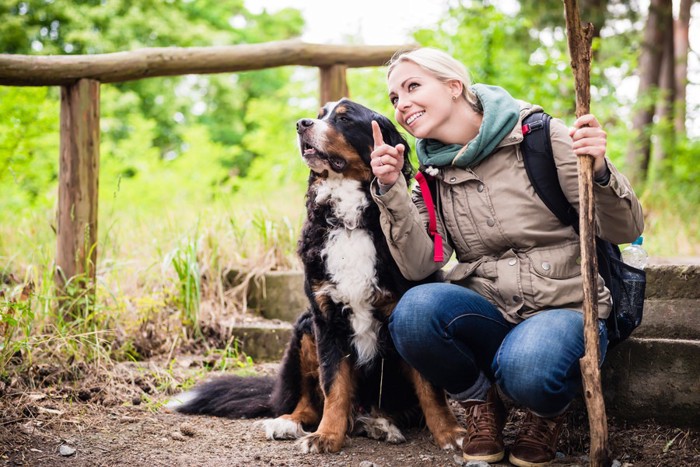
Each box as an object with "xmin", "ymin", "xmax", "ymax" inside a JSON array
[
  {"xmin": 509, "ymin": 410, "xmax": 566, "ymax": 467},
  {"xmin": 460, "ymin": 386, "xmax": 506, "ymax": 463}
]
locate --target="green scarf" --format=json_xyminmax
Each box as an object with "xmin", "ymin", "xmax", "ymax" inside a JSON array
[{"xmin": 416, "ymin": 84, "xmax": 520, "ymax": 169}]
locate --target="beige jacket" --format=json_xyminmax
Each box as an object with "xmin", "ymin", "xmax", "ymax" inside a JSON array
[{"xmin": 372, "ymin": 103, "xmax": 644, "ymax": 323}]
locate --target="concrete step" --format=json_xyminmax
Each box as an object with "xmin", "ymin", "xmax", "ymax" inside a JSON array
[{"xmin": 603, "ymin": 337, "xmax": 700, "ymax": 427}]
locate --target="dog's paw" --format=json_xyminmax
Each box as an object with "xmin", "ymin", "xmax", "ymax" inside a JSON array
[
  {"xmin": 433, "ymin": 425, "xmax": 467, "ymax": 450},
  {"xmin": 260, "ymin": 417, "xmax": 308, "ymax": 440},
  {"xmin": 297, "ymin": 431, "xmax": 345, "ymax": 453}
]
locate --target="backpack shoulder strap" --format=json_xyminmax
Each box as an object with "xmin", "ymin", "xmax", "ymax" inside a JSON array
[
  {"xmin": 521, "ymin": 112, "xmax": 579, "ymax": 232},
  {"xmin": 415, "ymin": 171, "xmax": 444, "ymax": 262}
]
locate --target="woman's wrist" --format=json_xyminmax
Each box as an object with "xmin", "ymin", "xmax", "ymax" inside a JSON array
[
  {"xmin": 377, "ymin": 179, "xmax": 396, "ymax": 194},
  {"xmin": 594, "ymin": 163, "xmax": 611, "ymax": 185}
]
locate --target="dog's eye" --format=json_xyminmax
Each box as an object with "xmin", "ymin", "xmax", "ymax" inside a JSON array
[{"xmin": 337, "ymin": 115, "xmax": 350, "ymax": 123}]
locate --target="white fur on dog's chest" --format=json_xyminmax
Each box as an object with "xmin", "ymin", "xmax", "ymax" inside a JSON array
[{"xmin": 316, "ymin": 179, "xmax": 380, "ymax": 366}]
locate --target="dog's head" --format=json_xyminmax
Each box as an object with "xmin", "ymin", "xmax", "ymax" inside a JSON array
[{"xmin": 296, "ymin": 99, "xmax": 413, "ymax": 183}]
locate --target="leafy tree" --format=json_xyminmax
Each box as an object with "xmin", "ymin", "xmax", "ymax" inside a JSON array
[
  {"xmin": 414, "ymin": 3, "xmax": 577, "ymax": 117},
  {"xmin": 0, "ymin": 0, "xmax": 304, "ymax": 181}
]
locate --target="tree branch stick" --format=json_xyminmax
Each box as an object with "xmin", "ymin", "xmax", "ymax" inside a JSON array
[{"xmin": 563, "ymin": 1, "xmax": 610, "ymax": 466}]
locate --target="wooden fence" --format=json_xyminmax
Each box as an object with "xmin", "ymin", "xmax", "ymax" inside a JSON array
[{"xmin": 0, "ymin": 39, "xmax": 414, "ymax": 298}]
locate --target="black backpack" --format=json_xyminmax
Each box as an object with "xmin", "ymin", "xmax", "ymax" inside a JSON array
[{"xmin": 521, "ymin": 112, "xmax": 645, "ymax": 348}]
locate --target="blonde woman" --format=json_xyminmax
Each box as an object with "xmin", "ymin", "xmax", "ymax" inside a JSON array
[{"xmin": 370, "ymin": 47, "xmax": 643, "ymax": 466}]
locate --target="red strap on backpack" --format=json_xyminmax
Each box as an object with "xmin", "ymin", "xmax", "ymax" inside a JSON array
[{"xmin": 414, "ymin": 171, "xmax": 444, "ymax": 262}]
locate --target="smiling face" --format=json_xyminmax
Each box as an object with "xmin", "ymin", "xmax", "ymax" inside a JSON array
[{"xmin": 388, "ymin": 61, "xmax": 466, "ymax": 144}]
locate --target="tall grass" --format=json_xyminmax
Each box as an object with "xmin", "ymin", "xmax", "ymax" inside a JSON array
[
  {"xmin": 0, "ymin": 185, "xmax": 306, "ymax": 377},
  {"xmin": 166, "ymin": 232, "xmax": 202, "ymax": 338}
]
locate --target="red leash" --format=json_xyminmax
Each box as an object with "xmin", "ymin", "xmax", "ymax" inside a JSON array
[{"xmin": 414, "ymin": 171, "xmax": 444, "ymax": 263}]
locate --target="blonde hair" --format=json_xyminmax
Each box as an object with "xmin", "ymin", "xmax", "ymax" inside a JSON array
[{"xmin": 387, "ymin": 48, "xmax": 480, "ymax": 110}]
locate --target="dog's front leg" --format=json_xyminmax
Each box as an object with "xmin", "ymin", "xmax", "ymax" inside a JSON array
[
  {"xmin": 298, "ymin": 353, "xmax": 355, "ymax": 453},
  {"xmin": 406, "ymin": 365, "xmax": 466, "ymax": 450}
]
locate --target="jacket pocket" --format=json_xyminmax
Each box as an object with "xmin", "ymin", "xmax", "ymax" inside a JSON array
[{"xmin": 523, "ymin": 241, "xmax": 583, "ymax": 310}]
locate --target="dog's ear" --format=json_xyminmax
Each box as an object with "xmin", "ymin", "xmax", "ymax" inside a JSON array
[{"xmin": 374, "ymin": 113, "xmax": 415, "ymax": 182}]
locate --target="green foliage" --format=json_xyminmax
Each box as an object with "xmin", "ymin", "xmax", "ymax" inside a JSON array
[
  {"xmin": 414, "ymin": 3, "xmax": 578, "ymax": 116},
  {"xmin": 0, "ymin": 0, "xmax": 304, "ymax": 171},
  {"xmin": 205, "ymin": 336, "xmax": 254, "ymax": 372},
  {"xmin": 167, "ymin": 233, "xmax": 202, "ymax": 338},
  {"xmin": 0, "ymin": 87, "xmax": 59, "ymax": 211}
]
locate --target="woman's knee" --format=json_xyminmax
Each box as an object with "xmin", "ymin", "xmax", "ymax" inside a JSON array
[
  {"xmin": 492, "ymin": 310, "xmax": 586, "ymax": 413},
  {"xmin": 390, "ymin": 286, "xmax": 433, "ymax": 338}
]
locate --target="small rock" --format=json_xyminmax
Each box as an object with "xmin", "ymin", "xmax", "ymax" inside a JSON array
[
  {"xmin": 179, "ymin": 422, "xmax": 196, "ymax": 437},
  {"xmin": 611, "ymin": 460, "xmax": 622, "ymax": 467},
  {"xmin": 77, "ymin": 389, "xmax": 92, "ymax": 401},
  {"xmin": 131, "ymin": 396, "xmax": 142, "ymax": 405},
  {"xmin": 170, "ymin": 431, "xmax": 187, "ymax": 441},
  {"xmin": 59, "ymin": 444, "xmax": 76, "ymax": 457},
  {"xmin": 359, "ymin": 462, "xmax": 379, "ymax": 467},
  {"xmin": 20, "ymin": 423, "xmax": 38, "ymax": 435},
  {"xmin": 453, "ymin": 457, "xmax": 490, "ymax": 467}
]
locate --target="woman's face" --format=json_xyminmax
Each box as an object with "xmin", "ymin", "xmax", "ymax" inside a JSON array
[{"xmin": 387, "ymin": 61, "xmax": 458, "ymax": 141}]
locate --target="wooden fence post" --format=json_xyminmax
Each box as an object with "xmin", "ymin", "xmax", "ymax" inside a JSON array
[
  {"xmin": 56, "ymin": 78, "xmax": 100, "ymax": 313},
  {"xmin": 319, "ymin": 64, "xmax": 348, "ymax": 105}
]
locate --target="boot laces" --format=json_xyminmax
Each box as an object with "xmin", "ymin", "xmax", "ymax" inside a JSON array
[
  {"xmin": 466, "ymin": 402, "xmax": 498, "ymax": 441},
  {"xmin": 516, "ymin": 412, "xmax": 561, "ymax": 451}
]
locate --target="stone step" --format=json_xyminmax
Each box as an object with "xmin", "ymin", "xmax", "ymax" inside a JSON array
[
  {"xmin": 603, "ymin": 337, "xmax": 700, "ymax": 427},
  {"xmin": 635, "ymin": 298, "xmax": 700, "ymax": 339},
  {"xmin": 228, "ymin": 322, "xmax": 293, "ymax": 362},
  {"xmin": 645, "ymin": 264, "xmax": 700, "ymax": 299}
]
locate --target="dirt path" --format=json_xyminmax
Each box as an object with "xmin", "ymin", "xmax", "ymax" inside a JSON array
[{"xmin": 1, "ymin": 362, "xmax": 698, "ymax": 466}]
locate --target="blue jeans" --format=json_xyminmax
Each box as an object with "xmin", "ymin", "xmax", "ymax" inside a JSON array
[{"xmin": 388, "ymin": 283, "xmax": 608, "ymax": 417}]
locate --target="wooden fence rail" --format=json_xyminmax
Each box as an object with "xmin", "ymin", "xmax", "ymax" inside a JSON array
[
  {"xmin": 0, "ymin": 40, "xmax": 407, "ymax": 86},
  {"xmin": 0, "ymin": 40, "xmax": 414, "ymax": 309}
]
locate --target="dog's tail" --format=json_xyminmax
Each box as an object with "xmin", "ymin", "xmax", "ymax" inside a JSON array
[{"xmin": 166, "ymin": 375, "xmax": 275, "ymax": 419}]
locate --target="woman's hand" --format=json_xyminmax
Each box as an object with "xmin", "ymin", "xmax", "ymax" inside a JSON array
[
  {"xmin": 371, "ymin": 120, "xmax": 404, "ymax": 187},
  {"xmin": 569, "ymin": 114, "xmax": 609, "ymax": 179}
]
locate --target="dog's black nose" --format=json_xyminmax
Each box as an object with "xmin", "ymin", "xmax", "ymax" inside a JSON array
[{"xmin": 296, "ymin": 119, "xmax": 314, "ymax": 134}]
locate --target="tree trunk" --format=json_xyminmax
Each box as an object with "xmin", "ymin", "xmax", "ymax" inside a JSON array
[
  {"xmin": 625, "ymin": 0, "xmax": 672, "ymax": 186},
  {"xmin": 652, "ymin": 0, "xmax": 676, "ymax": 168},
  {"xmin": 674, "ymin": 0, "xmax": 692, "ymax": 136}
]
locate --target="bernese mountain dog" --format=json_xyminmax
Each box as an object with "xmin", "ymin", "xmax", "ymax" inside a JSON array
[{"xmin": 168, "ymin": 99, "xmax": 465, "ymax": 454}]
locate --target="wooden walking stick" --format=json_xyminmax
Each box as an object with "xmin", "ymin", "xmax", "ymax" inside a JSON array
[{"xmin": 562, "ymin": 0, "xmax": 611, "ymax": 466}]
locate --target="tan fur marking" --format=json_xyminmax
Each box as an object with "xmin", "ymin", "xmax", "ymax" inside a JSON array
[
  {"xmin": 284, "ymin": 334, "xmax": 322, "ymax": 426},
  {"xmin": 308, "ymin": 358, "xmax": 355, "ymax": 452},
  {"xmin": 312, "ymin": 283, "xmax": 333, "ymax": 317},
  {"xmin": 324, "ymin": 126, "xmax": 372, "ymax": 182},
  {"xmin": 405, "ymin": 364, "xmax": 465, "ymax": 448}
]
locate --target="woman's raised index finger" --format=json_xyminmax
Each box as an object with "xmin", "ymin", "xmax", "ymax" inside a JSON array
[{"xmin": 371, "ymin": 120, "xmax": 385, "ymax": 148}]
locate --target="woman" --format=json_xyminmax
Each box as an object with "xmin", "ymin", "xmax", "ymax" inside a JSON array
[{"xmin": 370, "ymin": 47, "xmax": 643, "ymax": 466}]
